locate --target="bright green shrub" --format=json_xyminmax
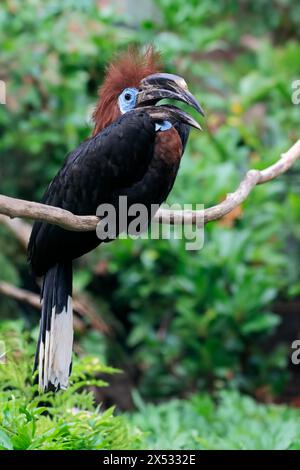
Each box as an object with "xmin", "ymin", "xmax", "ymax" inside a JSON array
[{"xmin": 0, "ymin": 322, "xmax": 141, "ymax": 450}]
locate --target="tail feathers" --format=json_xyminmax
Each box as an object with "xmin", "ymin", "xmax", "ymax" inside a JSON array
[{"xmin": 35, "ymin": 262, "xmax": 73, "ymax": 392}]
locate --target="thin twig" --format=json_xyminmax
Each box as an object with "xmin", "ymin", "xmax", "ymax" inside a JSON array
[
  {"xmin": 0, "ymin": 218, "xmax": 111, "ymax": 335},
  {"xmin": 0, "ymin": 214, "xmax": 31, "ymax": 249},
  {"xmin": 0, "ymin": 281, "xmax": 110, "ymax": 335}
]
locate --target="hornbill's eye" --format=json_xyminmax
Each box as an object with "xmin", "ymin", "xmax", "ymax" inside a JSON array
[{"xmin": 118, "ymin": 87, "xmax": 138, "ymax": 114}]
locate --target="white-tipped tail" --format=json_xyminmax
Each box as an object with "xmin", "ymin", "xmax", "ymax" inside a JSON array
[
  {"xmin": 39, "ymin": 296, "xmax": 73, "ymax": 391},
  {"xmin": 35, "ymin": 262, "xmax": 73, "ymax": 392}
]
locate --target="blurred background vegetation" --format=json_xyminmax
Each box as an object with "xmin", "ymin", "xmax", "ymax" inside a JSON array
[{"xmin": 0, "ymin": 0, "xmax": 300, "ymax": 449}]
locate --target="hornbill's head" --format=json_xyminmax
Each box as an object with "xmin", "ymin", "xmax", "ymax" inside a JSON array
[{"xmin": 92, "ymin": 47, "xmax": 204, "ymax": 136}]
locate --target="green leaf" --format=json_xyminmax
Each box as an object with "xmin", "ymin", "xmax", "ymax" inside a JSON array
[{"xmin": 0, "ymin": 429, "xmax": 13, "ymax": 450}]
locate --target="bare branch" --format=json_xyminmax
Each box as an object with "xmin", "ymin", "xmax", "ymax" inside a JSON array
[
  {"xmin": 0, "ymin": 214, "xmax": 31, "ymax": 249},
  {"xmin": 0, "ymin": 218, "xmax": 111, "ymax": 335},
  {"xmin": 156, "ymin": 139, "xmax": 300, "ymax": 225},
  {"xmin": 0, "ymin": 140, "xmax": 299, "ymax": 229},
  {"xmin": 0, "ymin": 280, "xmax": 41, "ymax": 309},
  {"xmin": 72, "ymin": 294, "xmax": 111, "ymax": 336},
  {"xmin": 0, "ymin": 195, "xmax": 98, "ymax": 231}
]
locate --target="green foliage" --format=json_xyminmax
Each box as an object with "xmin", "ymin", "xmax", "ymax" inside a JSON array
[
  {"xmin": 156, "ymin": 0, "xmax": 300, "ymax": 44},
  {"xmin": 1, "ymin": 0, "xmax": 300, "ymax": 408},
  {"xmin": 130, "ymin": 390, "xmax": 300, "ymax": 450},
  {"xmin": 0, "ymin": 323, "xmax": 140, "ymax": 450},
  {"xmin": 1, "ymin": 327, "xmax": 300, "ymax": 451}
]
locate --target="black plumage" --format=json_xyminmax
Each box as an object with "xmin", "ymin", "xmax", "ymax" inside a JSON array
[
  {"xmin": 28, "ymin": 111, "xmax": 188, "ymax": 276},
  {"xmin": 28, "ymin": 49, "xmax": 203, "ymax": 391}
]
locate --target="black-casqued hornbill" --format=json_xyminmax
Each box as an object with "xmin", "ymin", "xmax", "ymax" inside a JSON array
[{"xmin": 28, "ymin": 48, "xmax": 204, "ymax": 391}]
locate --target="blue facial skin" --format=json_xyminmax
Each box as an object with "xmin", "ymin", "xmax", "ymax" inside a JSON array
[
  {"xmin": 118, "ymin": 87, "xmax": 172, "ymax": 132},
  {"xmin": 118, "ymin": 88, "xmax": 138, "ymax": 114},
  {"xmin": 155, "ymin": 121, "xmax": 172, "ymax": 132}
]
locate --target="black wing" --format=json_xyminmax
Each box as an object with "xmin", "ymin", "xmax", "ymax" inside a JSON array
[
  {"xmin": 28, "ymin": 112, "xmax": 190, "ymax": 277},
  {"xmin": 174, "ymin": 123, "xmax": 190, "ymax": 153},
  {"xmin": 28, "ymin": 110, "xmax": 157, "ymax": 276}
]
